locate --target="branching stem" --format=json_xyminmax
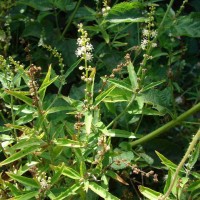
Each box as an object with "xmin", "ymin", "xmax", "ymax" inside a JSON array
[
  {"xmin": 131, "ymin": 102, "xmax": 200, "ymax": 147},
  {"xmin": 160, "ymin": 128, "xmax": 200, "ymax": 200}
]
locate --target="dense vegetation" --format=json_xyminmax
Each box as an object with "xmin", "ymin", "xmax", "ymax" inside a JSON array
[{"xmin": 0, "ymin": 0, "xmax": 199, "ymax": 199}]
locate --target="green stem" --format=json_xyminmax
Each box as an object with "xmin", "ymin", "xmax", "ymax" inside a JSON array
[
  {"xmin": 106, "ymin": 93, "xmax": 136, "ymax": 129},
  {"xmin": 131, "ymin": 102, "xmax": 200, "ymax": 147},
  {"xmin": 61, "ymin": 0, "xmax": 82, "ymax": 37},
  {"xmin": 160, "ymin": 128, "xmax": 200, "ymax": 200}
]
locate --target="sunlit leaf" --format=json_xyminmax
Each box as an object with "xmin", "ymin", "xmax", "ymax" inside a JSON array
[
  {"xmin": 106, "ymin": 170, "xmax": 129, "ymax": 185},
  {"xmin": 52, "ymin": 164, "xmax": 81, "ymax": 180},
  {"xmin": 38, "ymin": 65, "xmax": 58, "ymax": 101},
  {"xmin": 7, "ymin": 173, "xmax": 40, "ymax": 188},
  {"xmin": 53, "ymin": 138, "xmax": 84, "ymax": 148},
  {"xmin": 139, "ymin": 185, "xmax": 164, "ymax": 200},
  {"xmin": 94, "ymin": 85, "xmax": 116, "ymax": 106},
  {"xmin": 54, "ymin": 183, "xmax": 81, "ymax": 200},
  {"xmin": 127, "ymin": 62, "xmax": 138, "ymax": 91},
  {"xmin": 0, "ymin": 145, "xmax": 40, "ymax": 166},
  {"xmin": 102, "ymin": 129, "xmax": 136, "ymax": 139},
  {"xmin": 11, "ymin": 191, "xmax": 39, "ymax": 200},
  {"xmin": 89, "ymin": 182, "xmax": 120, "ymax": 200},
  {"xmin": 5, "ymin": 90, "xmax": 32, "ymax": 106}
]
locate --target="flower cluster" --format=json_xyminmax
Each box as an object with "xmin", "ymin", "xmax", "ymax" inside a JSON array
[
  {"xmin": 75, "ymin": 23, "xmax": 93, "ymax": 62},
  {"xmin": 141, "ymin": 6, "xmax": 157, "ymax": 51},
  {"xmin": 102, "ymin": 0, "xmax": 111, "ymax": 16}
]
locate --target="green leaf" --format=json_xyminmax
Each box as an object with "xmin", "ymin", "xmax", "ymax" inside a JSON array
[
  {"xmin": 94, "ymin": 85, "xmax": 116, "ymax": 106},
  {"xmin": 38, "ymin": 65, "xmax": 58, "ymax": 101},
  {"xmin": 54, "ymin": 183, "xmax": 81, "ymax": 200},
  {"xmin": 106, "ymin": 78, "xmax": 132, "ymax": 92},
  {"xmin": 188, "ymin": 180, "xmax": 200, "ymax": 191},
  {"xmin": 89, "ymin": 182, "xmax": 120, "ymax": 200},
  {"xmin": 102, "ymin": 129, "xmax": 136, "ymax": 139},
  {"xmin": 139, "ymin": 185, "xmax": 164, "ymax": 200},
  {"xmin": 155, "ymin": 151, "xmax": 182, "ymax": 172},
  {"xmin": 15, "ymin": 114, "xmax": 36, "ymax": 125},
  {"xmin": 106, "ymin": 2, "xmax": 143, "ymax": 24},
  {"xmin": 107, "ymin": 17, "xmax": 146, "ymax": 23},
  {"xmin": 0, "ymin": 145, "xmax": 39, "ymax": 166},
  {"xmin": 106, "ymin": 170, "xmax": 129, "ymax": 185},
  {"xmin": 64, "ymin": 58, "xmax": 82, "ymax": 79},
  {"xmin": 5, "ymin": 90, "xmax": 32, "ymax": 106},
  {"xmin": 111, "ymin": 150, "xmax": 134, "ymax": 170},
  {"xmin": 8, "ymin": 137, "xmax": 42, "ymax": 153},
  {"xmin": 5, "ymin": 182, "xmax": 21, "ymax": 196},
  {"xmin": 52, "ymin": 164, "xmax": 81, "ymax": 180},
  {"xmin": 103, "ymin": 87, "xmax": 132, "ymax": 103},
  {"xmin": 51, "ymin": 163, "xmax": 64, "ymax": 185},
  {"xmin": 84, "ymin": 110, "xmax": 93, "ymax": 135},
  {"xmin": 53, "ymin": 138, "xmax": 84, "ymax": 148},
  {"xmin": 0, "ymin": 30, "xmax": 6, "ymax": 41},
  {"xmin": 7, "ymin": 173, "xmax": 40, "ymax": 188},
  {"xmin": 17, "ymin": 0, "xmax": 53, "ymax": 11},
  {"xmin": 141, "ymin": 80, "xmax": 166, "ymax": 92},
  {"xmin": 127, "ymin": 62, "xmax": 138, "ymax": 91},
  {"xmin": 171, "ymin": 12, "xmax": 200, "ymax": 38},
  {"xmin": 13, "ymin": 191, "xmax": 39, "ymax": 200},
  {"xmin": 164, "ymin": 170, "xmax": 172, "ymax": 194}
]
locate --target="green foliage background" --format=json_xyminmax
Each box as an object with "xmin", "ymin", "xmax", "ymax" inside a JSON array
[{"xmin": 0, "ymin": 0, "xmax": 199, "ymax": 199}]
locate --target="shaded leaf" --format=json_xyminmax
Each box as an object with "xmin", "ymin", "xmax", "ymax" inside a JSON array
[{"xmin": 171, "ymin": 12, "xmax": 200, "ymax": 38}]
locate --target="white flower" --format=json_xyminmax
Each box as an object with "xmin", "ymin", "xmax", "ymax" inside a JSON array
[
  {"xmin": 75, "ymin": 47, "xmax": 83, "ymax": 57},
  {"xmin": 152, "ymin": 43, "xmax": 157, "ymax": 48},
  {"xmin": 86, "ymin": 52, "xmax": 93, "ymax": 61},
  {"xmin": 151, "ymin": 30, "xmax": 157, "ymax": 38},
  {"xmin": 141, "ymin": 39, "xmax": 148, "ymax": 50},
  {"xmin": 75, "ymin": 23, "xmax": 93, "ymax": 61},
  {"xmin": 86, "ymin": 43, "xmax": 93, "ymax": 51},
  {"xmin": 143, "ymin": 29, "xmax": 149, "ymax": 36}
]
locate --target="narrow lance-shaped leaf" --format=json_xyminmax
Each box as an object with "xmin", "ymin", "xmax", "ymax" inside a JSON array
[
  {"xmin": 102, "ymin": 129, "xmax": 136, "ymax": 139},
  {"xmin": 64, "ymin": 58, "xmax": 82, "ymax": 79},
  {"xmin": 0, "ymin": 145, "xmax": 39, "ymax": 166},
  {"xmin": 106, "ymin": 78, "xmax": 132, "ymax": 92},
  {"xmin": 7, "ymin": 173, "xmax": 40, "ymax": 188},
  {"xmin": 127, "ymin": 62, "xmax": 138, "ymax": 91},
  {"xmin": 38, "ymin": 65, "xmax": 58, "ymax": 101},
  {"xmin": 106, "ymin": 170, "xmax": 129, "ymax": 185},
  {"xmin": 5, "ymin": 90, "xmax": 32, "ymax": 106},
  {"xmin": 54, "ymin": 183, "xmax": 81, "ymax": 200},
  {"xmin": 94, "ymin": 85, "xmax": 116, "ymax": 106},
  {"xmin": 50, "ymin": 163, "xmax": 64, "ymax": 185},
  {"xmin": 89, "ymin": 182, "xmax": 120, "ymax": 200},
  {"xmin": 12, "ymin": 191, "xmax": 39, "ymax": 200},
  {"xmin": 53, "ymin": 138, "xmax": 84, "ymax": 148},
  {"xmin": 52, "ymin": 164, "xmax": 81, "ymax": 180},
  {"xmin": 139, "ymin": 185, "xmax": 165, "ymax": 200}
]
